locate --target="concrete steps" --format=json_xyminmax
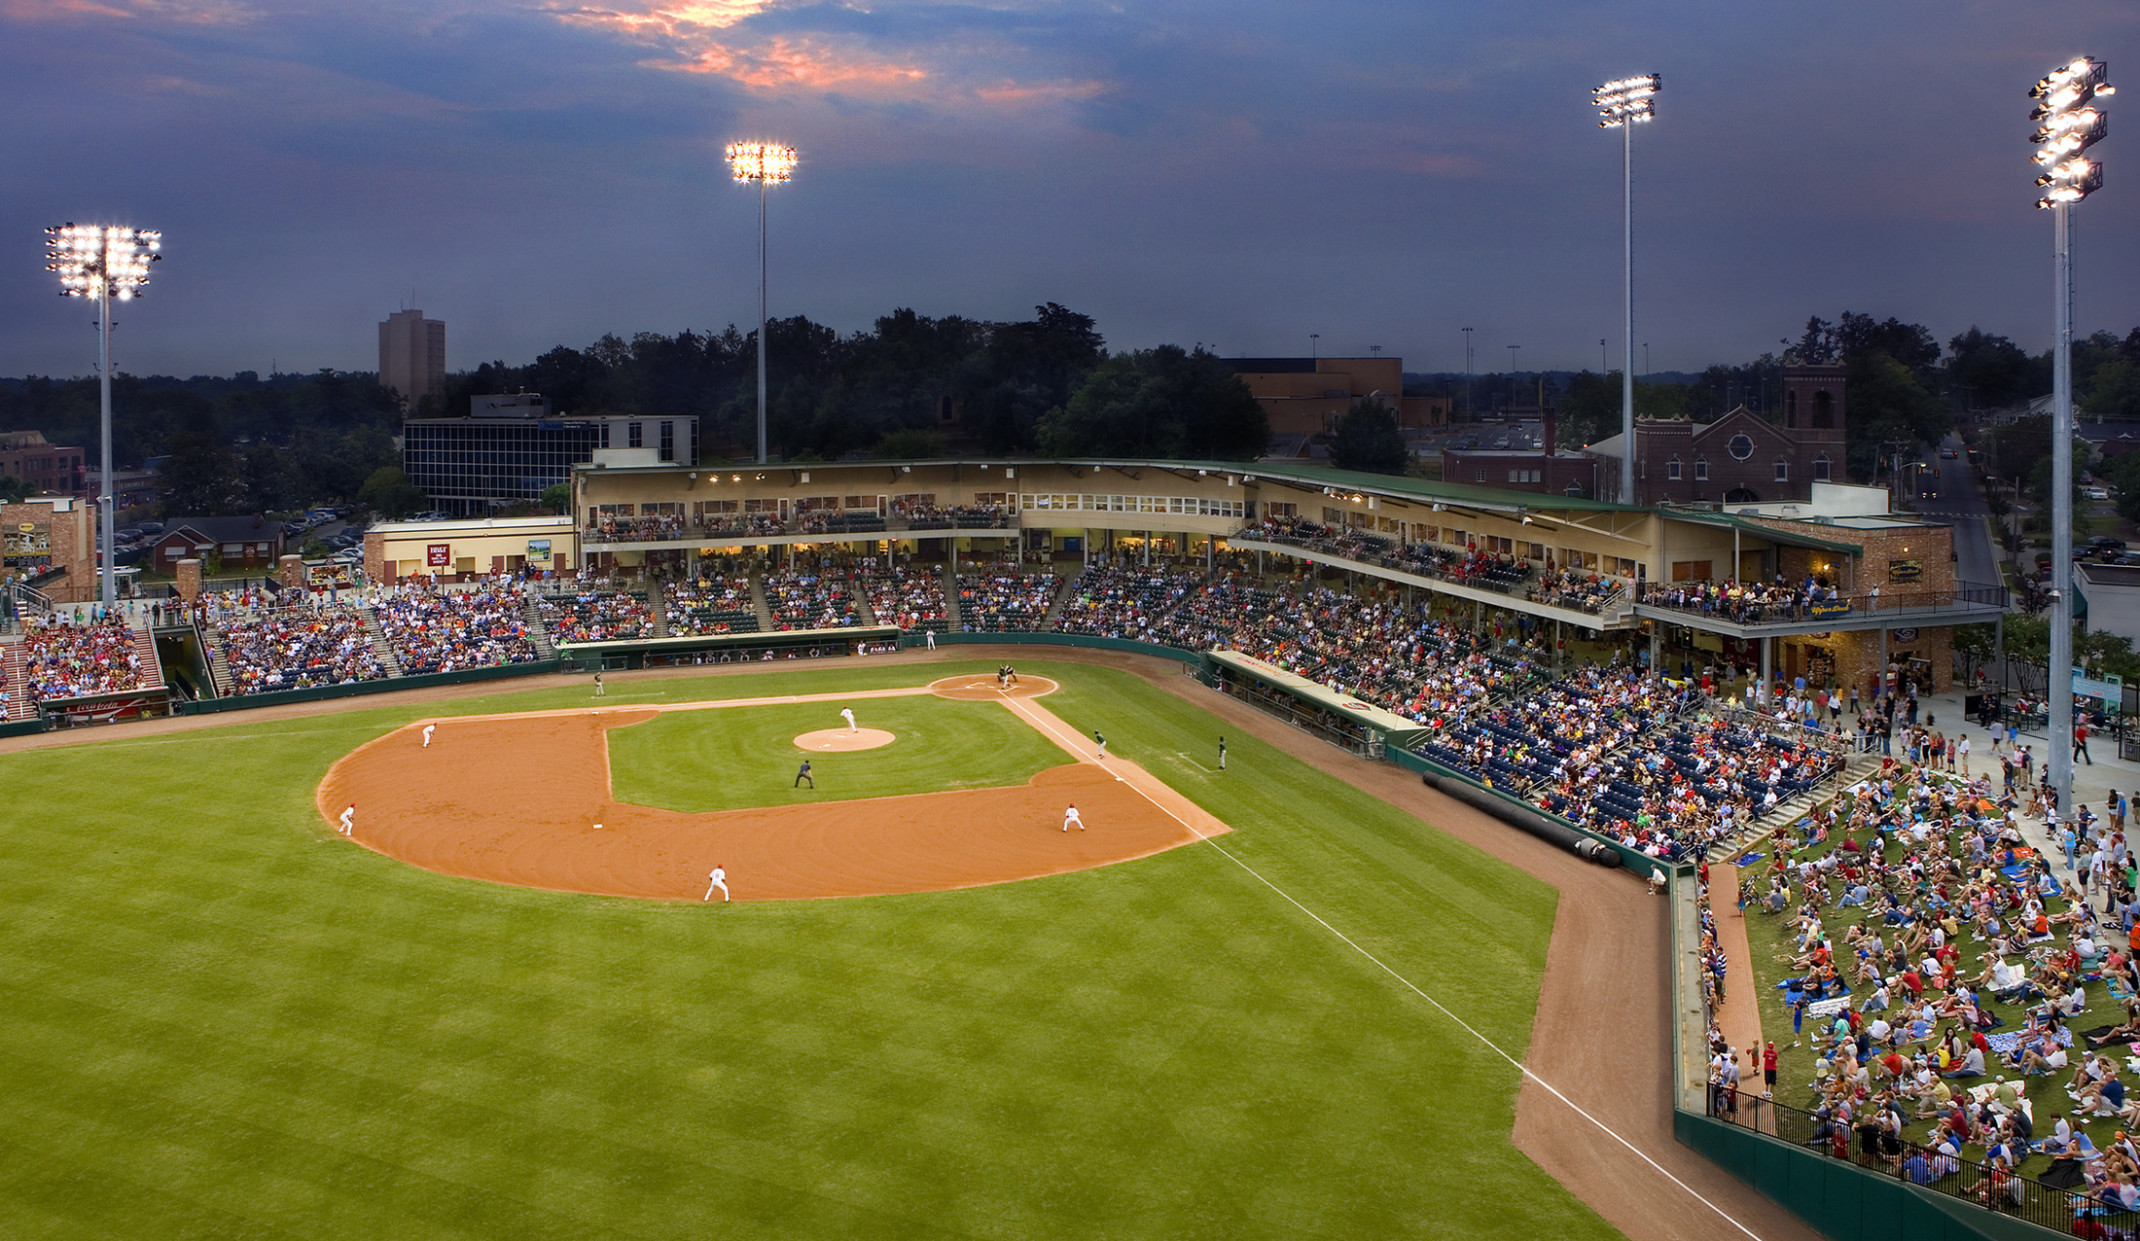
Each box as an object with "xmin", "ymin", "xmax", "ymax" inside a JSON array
[
  {"xmin": 853, "ymin": 573, "xmax": 879, "ymax": 628},
  {"xmin": 750, "ymin": 573, "xmax": 775, "ymax": 631},
  {"xmin": 941, "ymin": 562, "xmax": 961, "ymax": 630},
  {"xmin": 0, "ymin": 637, "xmax": 26, "ymax": 721},
  {"xmin": 361, "ymin": 609, "xmax": 406, "ymax": 678},
  {"xmin": 131, "ymin": 623, "xmax": 167, "ymax": 694},
  {"xmin": 523, "ymin": 595, "xmax": 557, "ymax": 660},
  {"xmin": 649, "ymin": 580, "xmax": 670, "ymax": 638},
  {"xmin": 1039, "ymin": 572, "xmax": 1078, "ymax": 629},
  {"xmin": 1709, "ymin": 751, "xmax": 1883, "ymax": 860}
]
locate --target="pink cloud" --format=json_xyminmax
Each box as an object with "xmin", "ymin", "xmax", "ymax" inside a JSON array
[{"xmin": 649, "ymin": 35, "xmax": 927, "ymax": 92}]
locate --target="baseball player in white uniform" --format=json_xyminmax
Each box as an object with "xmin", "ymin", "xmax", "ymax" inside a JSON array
[
  {"xmin": 421, "ymin": 723, "xmax": 436, "ymax": 748},
  {"xmin": 841, "ymin": 707, "xmax": 857, "ymax": 734},
  {"xmin": 1063, "ymin": 804, "xmax": 1084, "ymax": 832},
  {"xmin": 705, "ymin": 865, "xmax": 730, "ymax": 902},
  {"xmin": 338, "ymin": 804, "xmax": 355, "ymax": 836}
]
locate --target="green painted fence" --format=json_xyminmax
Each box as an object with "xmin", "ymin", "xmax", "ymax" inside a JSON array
[{"xmin": 178, "ymin": 659, "xmax": 561, "ymax": 714}]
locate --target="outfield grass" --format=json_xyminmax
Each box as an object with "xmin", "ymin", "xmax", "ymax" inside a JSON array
[
  {"xmin": 0, "ymin": 660, "xmax": 1619, "ymax": 1240},
  {"xmin": 609, "ymin": 697, "xmax": 1069, "ymax": 813}
]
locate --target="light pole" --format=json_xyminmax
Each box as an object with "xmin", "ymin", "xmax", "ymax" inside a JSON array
[
  {"xmin": 1644, "ymin": 342, "xmax": 1650, "ymax": 378},
  {"xmin": 1461, "ymin": 326, "xmax": 1474, "ymax": 420},
  {"xmin": 725, "ymin": 141, "xmax": 797, "ymax": 465},
  {"xmin": 2032, "ymin": 55, "xmax": 2112, "ymax": 822},
  {"xmin": 1601, "ymin": 338, "xmax": 1609, "ymax": 373},
  {"xmin": 45, "ymin": 223, "xmax": 161, "ymax": 609},
  {"xmin": 1594, "ymin": 73, "xmax": 1659, "ymax": 506},
  {"xmin": 1310, "ymin": 332, "xmax": 1320, "ymax": 360}
]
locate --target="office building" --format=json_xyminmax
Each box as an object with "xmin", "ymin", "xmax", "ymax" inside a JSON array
[
  {"xmin": 403, "ymin": 396, "xmax": 697, "ymax": 516},
  {"xmin": 0, "ymin": 430, "xmax": 88, "ymax": 498},
  {"xmin": 379, "ymin": 309, "xmax": 446, "ymax": 407}
]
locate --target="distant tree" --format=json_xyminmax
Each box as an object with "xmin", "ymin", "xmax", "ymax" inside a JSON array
[
  {"xmin": 356, "ymin": 466, "xmax": 427, "ymax": 520},
  {"xmin": 1037, "ymin": 346, "xmax": 1267, "ymax": 461},
  {"xmin": 1945, "ymin": 327, "xmax": 2041, "ymax": 411},
  {"xmin": 538, "ymin": 482, "xmax": 572, "ymax": 514},
  {"xmin": 873, "ymin": 428, "xmax": 947, "ymax": 459},
  {"xmin": 157, "ymin": 431, "xmax": 247, "ymax": 515},
  {"xmin": 1329, "ymin": 398, "xmax": 1409, "ymax": 474},
  {"xmin": 0, "ymin": 474, "xmax": 27, "ymax": 504}
]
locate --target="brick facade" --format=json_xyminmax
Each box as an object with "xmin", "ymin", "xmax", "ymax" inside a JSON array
[
  {"xmin": 1588, "ymin": 365, "xmax": 1848, "ymax": 506},
  {"xmin": 1, "ymin": 497, "xmax": 94, "ymax": 602}
]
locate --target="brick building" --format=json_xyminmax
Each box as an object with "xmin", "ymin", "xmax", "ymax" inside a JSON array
[
  {"xmin": 145, "ymin": 517, "xmax": 286, "ymax": 575},
  {"xmin": 0, "ymin": 430, "xmax": 88, "ymax": 499},
  {"xmin": 1583, "ymin": 365, "xmax": 1847, "ymax": 505},
  {"xmin": 1, "ymin": 496, "xmax": 94, "ymax": 600},
  {"xmin": 1223, "ymin": 356, "xmax": 1449, "ymax": 439}
]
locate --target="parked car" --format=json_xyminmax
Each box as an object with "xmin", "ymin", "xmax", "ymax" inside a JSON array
[
  {"xmin": 2085, "ymin": 486, "xmax": 2111, "ymax": 501},
  {"xmin": 137, "ymin": 521, "xmax": 164, "ymax": 534}
]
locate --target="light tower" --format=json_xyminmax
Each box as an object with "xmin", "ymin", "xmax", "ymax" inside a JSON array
[
  {"xmin": 45, "ymin": 223, "xmax": 162, "ymax": 608},
  {"xmin": 2032, "ymin": 56, "xmax": 2112, "ymax": 826},
  {"xmin": 725, "ymin": 141, "xmax": 797, "ymax": 465},
  {"xmin": 1593, "ymin": 73, "xmax": 1659, "ymax": 504}
]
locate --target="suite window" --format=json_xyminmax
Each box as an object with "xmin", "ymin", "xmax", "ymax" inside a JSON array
[
  {"xmin": 660, "ymin": 421, "xmax": 675, "ymax": 462},
  {"xmin": 628, "ymin": 422, "xmax": 643, "ymax": 449}
]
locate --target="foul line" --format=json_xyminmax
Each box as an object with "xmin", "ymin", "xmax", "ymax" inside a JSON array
[{"xmin": 1001, "ymin": 696, "xmax": 1764, "ymax": 1241}]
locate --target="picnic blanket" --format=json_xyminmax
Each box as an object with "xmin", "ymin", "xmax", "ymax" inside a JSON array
[
  {"xmin": 1986, "ymin": 1027, "xmax": 2073, "ymax": 1056},
  {"xmin": 2083, "ymin": 1025, "xmax": 2140, "ymax": 1049},
  {"xmin": 2034, "ymin": 1133, "xmax": 2102, "ymax": 1159}
]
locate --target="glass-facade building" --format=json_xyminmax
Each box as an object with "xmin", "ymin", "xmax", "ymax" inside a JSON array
[{"xmin": 403, "ymin": 413, "xmax": 697, "ymax": 516}]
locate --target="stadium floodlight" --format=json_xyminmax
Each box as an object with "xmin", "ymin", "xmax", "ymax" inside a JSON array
[
  {"xmin": 1592, "ymin": 74, "xmax": 1658, "ymax": 504},
  {"xmin": 2034, "ymin": 56, "xmax": 2111, "ymax": 835},
  {"xmin": 726, "ymin": 141, "xmax": 798, "ymax": 466},
  {"xmin": 45, "ymin": 223, "xmax": 163, "ymax": 608}
]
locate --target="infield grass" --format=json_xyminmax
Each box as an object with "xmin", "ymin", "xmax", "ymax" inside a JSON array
[
  {"xmin": 609, "ymin": 696, "xmax": 1069, "ymax": 812},
  {"xmin": 0, "ymin": 659, "xmax": 1618, "ymax": 1241}
]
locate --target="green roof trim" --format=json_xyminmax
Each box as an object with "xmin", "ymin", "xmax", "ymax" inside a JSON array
[{"xmin": 1659, "ymin": 507, "xmax": 1864, "ymax": 555}]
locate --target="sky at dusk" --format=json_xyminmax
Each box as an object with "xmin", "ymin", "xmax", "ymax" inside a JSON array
[{"xmin": 1, "ymin": 0, "xmax": 2137, "ymax": 382}]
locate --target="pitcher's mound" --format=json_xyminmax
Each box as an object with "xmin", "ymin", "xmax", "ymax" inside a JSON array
[{"xmin": 795, "ymin": 728, "xmax": 897, "ymax": 752}]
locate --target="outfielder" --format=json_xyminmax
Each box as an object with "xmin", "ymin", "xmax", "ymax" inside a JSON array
[
  {"xmin": 841, "ymin": 708, "xmax": 858, "ymax": 734},
  {"xmin": 337, "ymin": 804, "xmax": 355, "ymax": 836},
  {"xmin": 705, "ymin": 865, "xmax": 729, "ymax": 902},
  {"xmin": 421, "ymin": 723, "xmax": 436, "ymax": 748},
  {"xmin": 1063, "ymin": 803, "xmax": 1084, "ymax": 832}
]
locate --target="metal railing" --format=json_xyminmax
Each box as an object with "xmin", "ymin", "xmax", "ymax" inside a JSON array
[
  {"xmin": 1705, "ymin": 1090, "xmax": 2138, "ymax": 1233},
  {"xmin": 583, "ymin": 508, "xmax": 1014, "ymax": 544},
  {"xmin": 1640, "ymin": 580, "xmax": 2009, "ymax": 625}
]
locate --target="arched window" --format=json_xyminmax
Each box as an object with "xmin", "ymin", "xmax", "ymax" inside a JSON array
[
  {"xmin": 1774, "ymin": 458, "xmax": 1791, "ymax": 482},
  {"xmin": 1666, "ymin": 456, "xmax": 1683, "ymax": 481},
  {"xmin": 1784, "ymin": 390, "xmax": 1799, "ymax": 428},
  {"xmin": 1811, "ymin": 391, "xmax": 1835, "ymax": 429},
  {"xmin": 1813, "ymin": 455, "xmax": 1832, "ymax": 481},
  {"xmin": 1693, "ymin": 457, "xmax": 1709, "ymax": 481}
]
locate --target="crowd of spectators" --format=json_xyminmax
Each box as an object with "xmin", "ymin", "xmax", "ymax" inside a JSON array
[
  {"xmin": 377, "ymin": 583, "xmax": 541, "ymax": 673},
  {"xmin": 957, "ymin": 564, "xmax": 1060, "ymax": 632},
  {"xmin": 1052, "ymin": 566, "xmax": 1202, "ymax": 640},
  {"xmin": 537, "ymin": 589, "xmax": 656, "ymax": 643},
  {"xmin": 1531, "ymin": 568, "xmax": 1627, "ymax": 615},
  {"xmin": 219, "ymin": 605, "xmax": 383, "ymax": 694},
  {"xmin": 665, "ymin": 577, "xmax": 758, "ymax": 636},
  {"xmin": 862, "ymin": 568, "xmax": 949, "ymax": 632},
  {"xmin": 1727, "ymin": 761, "xmax": 2140, "ymax": 1210},
  {"xmin": 1648, "ymin": 578, "xmax": 1847, "ymax": 625},
  {"xmin": 587, "ymin": 513, "xmax": 686, "ymax": 543},
  {"xmin": 765, "ymin": 571, "xmax": 858, "ymax": 630},
  {"xmin": 15, "ymin": 614, "xmax": 146, "ymax": 703}
]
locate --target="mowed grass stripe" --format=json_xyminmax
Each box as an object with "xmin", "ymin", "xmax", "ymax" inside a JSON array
[
  {"xmin": 607, "ymin": 696, "xmax": 1067, "ymax": 813},
  {"xmin": 0, "ymin": 661, "xmax": 1616, "ymax": 1240}
]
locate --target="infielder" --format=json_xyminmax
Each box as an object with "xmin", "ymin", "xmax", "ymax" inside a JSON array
[
  {"xmin": 705, "ymin": 865, "xmax": 729, "ymax": 902},
  {"xmin": 337, "ymin": 803, "xmax": 355, "ymax": 836},
  {"xmin": 841, "ymin": 707, "xmax": 858, "ymax": 734},
  {"xmin": 593, "ymin": 671, "xmax": 605, "ymax": 697},
  {"xmin": 1063, "ymin": 803, "xmax": 1084, "ymax": 832},
  {"xmin": 1094, "ymin": 730, "xmax": 1107, "ymax": 758},
  {"xmin": 794, "ymin": 759, "xmax": 815, "ymax": 788},
  {"xmin": 1218, "ymin": 735, "xmax": 1227, "ymax": 770},
  {"xmin": 421, "ymin": 723, "xmax": 436, "ymax": 748}
]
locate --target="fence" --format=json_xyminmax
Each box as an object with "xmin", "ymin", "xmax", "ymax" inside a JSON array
[
  {"xmin": 1697, "ymin": 1089, "xmax": 2135, "ymax": 1237},
  {"xmin": 1641, "ymin": 580, "xmax": 2008, "ymax": 626}
]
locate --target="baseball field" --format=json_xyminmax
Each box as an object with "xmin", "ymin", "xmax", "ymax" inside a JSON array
[{"xmin": 0, "ymin": 658, "xmax": 1622, "ymax": 1240}]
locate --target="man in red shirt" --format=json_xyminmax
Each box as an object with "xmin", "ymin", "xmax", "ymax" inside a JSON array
[{"xmin": 1763, "ymin": 1041, "xmax": 1778, "ymax": 1090}]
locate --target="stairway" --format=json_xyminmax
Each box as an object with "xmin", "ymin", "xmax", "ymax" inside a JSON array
[
  {"xmin": 853, "ymin": 573, "xmax": 879, "ymax": 628},
  {"xmin": 1039, "ymin": 572, "xmax": 1079, "ymax": 629},
  {"xmin": 941, "ymin": 562, "xmax": 961, "ymax": 630},
  {"xmin": 0, "ymin": 637, "xmax": 27, "ymax": 721},
  {"xmin": 361, "ymin": 608, "xmax": 406, "ymax": 677},
  {"xmin": 649, "ymin": 580, "xmax": 670, "ymax": 638},
  {"xmin": 1709, "ymin": 751, "xmax": 1883, "ymax": 860},
  {"xmin": 523, "ymin": 595, "xmax": 557, "ymax": 660},
  {"xmin": 203, "ymin": 627, "xmax": 235, "ymax": 698},
  {"xmin": 750, "ymin": 572, "xmax": 775, "ymax": 632},
  {"xmin": 130, "ymin": 623, "xmax": 167, "ymax": 693}
]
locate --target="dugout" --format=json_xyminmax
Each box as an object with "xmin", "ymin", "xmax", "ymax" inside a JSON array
[
  {"xmin": 1207, "ymin": 649, "xmax": 1429, "ymax": 756},
  {"xmin": 555, "ymin": 624, "xmax": 902, "ymax": 672}
]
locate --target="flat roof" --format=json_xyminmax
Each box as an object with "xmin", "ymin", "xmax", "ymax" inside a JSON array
[
  {"xmin": 574, "ymin": 456, "xmax": 1644, "ymax": 515},
  {"xmin": 1659, "ymin": 508, "xmax": 1864, "ymax": 555}
]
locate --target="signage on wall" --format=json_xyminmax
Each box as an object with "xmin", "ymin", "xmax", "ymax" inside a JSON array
[
  {"xmin": 1888, "ymin": 559, "xmax": 1923, "ymax": 582},
  {"xmin": 527, "ymin": 539, "xmax": 552, "ymax": 562},
  {"xmin": 1810, "ymin": 601, "xmax": 1853, "ymax": 619},
  {"xmin": 1890, "ymin": 628, "xmax": 1920, "ymax": 642},
  {"xmin": 426, "ymin": 543, "xmax": 451, "ymax": 568}
]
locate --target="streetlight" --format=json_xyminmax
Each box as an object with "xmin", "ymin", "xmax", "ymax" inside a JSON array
[
  {"xmin": 1600, "ymin": 338, "xmax": 1609, "ymax": 374},
  {"xmin": 1309, "ymin": 332, "xmax": 1320, "ymax": 360},
  {"xmin": 1461, "ymin": 326, "xmax": 1474, "ymax": 421},
  {"xmin": 725, "ymin": 140, "xmax": 797, "ymax": 466},
  {"xmin": 1643, "ymin": 342, "xmax": 1650, "ymax": 378},
  {"xmin": 45, "ymin": 223, "xmax": 162, "ymax": 608},
  {"xmin": 2032, "ymin": 55, "xmax": 2112, "ymax": 823},
  {"xmin": 1594, "ymin": 72, "xmax": 1659, "ymax": 505}
]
